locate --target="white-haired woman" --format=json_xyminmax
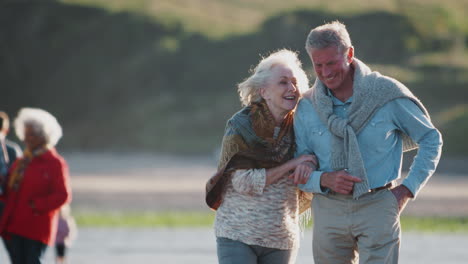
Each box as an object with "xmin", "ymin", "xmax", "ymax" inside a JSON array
[
  {"xmin": 206, "ymin": 49, "xmax": 316, "ymax": 264},
  {"xmin": 0, "ymin": 108, "xmax": 71, "ymax": 264}
]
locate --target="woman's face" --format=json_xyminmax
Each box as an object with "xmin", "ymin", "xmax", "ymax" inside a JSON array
[
  {"xmin": 261, "ymin": 64, "xmax": 300, "ymax": 117},
  {"xmin": 24, "ymin": 125, "xmax": 46, "ymax": 150}
]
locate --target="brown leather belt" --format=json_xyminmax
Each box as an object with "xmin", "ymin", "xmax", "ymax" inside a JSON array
[
  {"xmin": 328, "ymin": 182, "xmax": 394, "ymax": 196},
  {"xmin": 369, "ymin": 182, "xmax": 393, "ymax": 193}
]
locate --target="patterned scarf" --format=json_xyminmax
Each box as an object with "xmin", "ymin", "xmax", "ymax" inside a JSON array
[
  {"xmin": 205, "ymin": 100, "xmax": 310, "ymax": 214},
  {"xmin": 8, "ymin": 145, "xmax": 49, "ymax": 191},
  {"xmin": 307, "ymin": 58, "xmax": 429, "ymax": 198}
]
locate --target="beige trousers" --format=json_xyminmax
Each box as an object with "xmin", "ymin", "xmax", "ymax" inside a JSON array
[{"xmin": 312, "ymin": 189, "xmax": 400, "ymax": 264}]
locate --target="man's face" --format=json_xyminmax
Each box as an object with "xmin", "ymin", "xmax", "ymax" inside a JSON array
[{"xmin": 309, "ymin": 45, "xmax": 353, "ymax": 92}]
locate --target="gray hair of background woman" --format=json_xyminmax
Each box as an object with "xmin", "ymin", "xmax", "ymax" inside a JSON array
[
  {"xmin": 237, "ymin": 49, "xmax": 310, "ymax": 107},
  {"xmin": 305, "ymin": 20, "xmax": 353, "ymax": 55},
  {"xmin": 14, "ymin": 108, "xmax": 63, "ymax": 147}
]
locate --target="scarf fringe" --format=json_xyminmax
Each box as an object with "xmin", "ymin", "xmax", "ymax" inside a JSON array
[{"xmin": 299, "ymin": 208, "xmax": 312, "ymax": 236}]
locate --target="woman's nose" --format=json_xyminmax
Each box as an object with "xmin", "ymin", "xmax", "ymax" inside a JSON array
[{"xmin": 289, "ymin": 82, "xmax": 297, "ymax": 92}]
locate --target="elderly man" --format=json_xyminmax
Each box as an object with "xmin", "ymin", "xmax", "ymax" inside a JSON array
[{"xmin": 293, "ymin": 21, "xmax": 442, "ymax": 263}]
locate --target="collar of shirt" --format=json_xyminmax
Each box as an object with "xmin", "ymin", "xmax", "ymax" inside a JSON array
[{"xmin": 326, "ymin": 88, "xmax": 353, "ymax": 106}]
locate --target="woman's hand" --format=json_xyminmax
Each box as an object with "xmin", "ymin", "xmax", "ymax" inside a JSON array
[
  {"xmin": 291, "ymin": 154, "xmax": 317, "ymax": 168},
  {"xmin": 289, "ymin": 162, "xmax": 315, "ymax": 184},
  {"xmin": 287, "ymin": 154, "xmax": 318, "ymax": 184},
  {"xmin": 265, "ymin": 154, "xmax": 317, "ymax": 186}
]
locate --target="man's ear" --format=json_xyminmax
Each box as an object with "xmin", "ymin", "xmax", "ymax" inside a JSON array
[
  {"xmin": 259, "ymin": 87, "xmax": 266, "ymax": 100},
  {"xmin": 347, "ymin": 46, "xmax": 354, "ymax": 64}
]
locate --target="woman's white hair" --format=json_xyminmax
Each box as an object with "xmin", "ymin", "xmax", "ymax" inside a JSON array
[
  {"xmin": 14, "ymin": 107, "xmax": 63, "ymax": 147},
  {"xmin": 238, "ymin": 49, "xmax": 309, "ymax": 106}
]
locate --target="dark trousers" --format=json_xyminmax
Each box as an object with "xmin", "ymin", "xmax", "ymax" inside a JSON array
[
  {"xmin": 4, "ymin": 234, "xmax": 48, "ymax": 264},
  {"xmin": 55, "ymin": 243, "xmax": 66, "ymax": 257},
  {"xmin": 217, "ymin": 237, "xmax": 297, "ymax": 264}
]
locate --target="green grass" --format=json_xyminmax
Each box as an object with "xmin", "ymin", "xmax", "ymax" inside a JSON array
[
  {"xmin": 75, "ymin": 211, "xmax": 216, "ymax": 228},
  {"xmin": 74, "ymin": 211, "xmax": 468, "ymax": 233},
  {"xmin": 401, "ymin": 216, "xmax": 468, "ymax": 233}
]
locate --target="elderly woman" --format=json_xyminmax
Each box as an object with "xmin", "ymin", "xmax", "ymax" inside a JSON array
[
  {"xmin": 0, "ymin": 108, "xmax": 71, "ymax": 264},
  {"xmin": 206, "ymin": 49, "xmax": 316, "ymax": 264}
]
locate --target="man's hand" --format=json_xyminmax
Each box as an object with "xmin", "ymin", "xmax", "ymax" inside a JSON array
[
  {"xmin": 390, "ymin": 185, "xmax": 413, "ymax": 212},
  {"xmin": 321, "ymin": 170, "xmax": 362, "ymax": 194}
]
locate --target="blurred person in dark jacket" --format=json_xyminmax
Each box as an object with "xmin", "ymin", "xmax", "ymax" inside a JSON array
[
  {"xmin": 0, "ymin": 111, "xmax": 22, "ymax": 259},
  {"xmin": 0, "ymin": 111, "xmax": 22, "ymax": 197},
  {"xmin": 0, "ymin": 108, "xmax": 71, "ymax": 264}
]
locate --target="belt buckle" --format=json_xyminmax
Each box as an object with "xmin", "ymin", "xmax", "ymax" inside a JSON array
[{"xmin": 369, "ymin": 182, "xmax": 393, "ymax": 193}]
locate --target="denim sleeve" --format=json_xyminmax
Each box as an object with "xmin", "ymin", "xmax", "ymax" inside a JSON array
[
  {"xmin": 294, "ymin": 104, "xmax": 313, "ymax": 158},
  {"xmin": 298, "ymin": 171, "xmax": 327, "ymax": 193},
  {"xmin": 294, "ymin": 102, "xmax": 328, "ymax": 194},
  {"xmin": 391, "ymin": 99, "xmax": 443, "ymax": 197}
]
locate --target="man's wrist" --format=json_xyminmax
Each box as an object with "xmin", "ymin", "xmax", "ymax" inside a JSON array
[
  {"xmin": 393, "ymin": 184, "xmax": 414, "ymax": 199},
  {"xmin": 320, "ymin": 172, "xmax": 328, "ymax": 191},
  {"xmin": 400, "ymin": 185, "xmax": 414, "ymax": 198}
]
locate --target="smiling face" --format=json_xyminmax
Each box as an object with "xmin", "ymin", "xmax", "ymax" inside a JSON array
[
  {"xmin": 261, "ymin": 64, "xmax": 300, "ymax": 120},
  {"xmin": 310, "ymin": 45, "xmax": 354, "ymax": 94}
]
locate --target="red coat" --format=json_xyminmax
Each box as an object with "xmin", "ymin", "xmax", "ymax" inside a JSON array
[{"xmin": 0, "ymin": 148, "xmax": 71, "ymax": 245}]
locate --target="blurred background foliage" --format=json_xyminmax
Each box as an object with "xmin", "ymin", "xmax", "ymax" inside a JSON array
[{"xmin": 0, "ymin": 0, "xmax": 467, "ymax": 156}]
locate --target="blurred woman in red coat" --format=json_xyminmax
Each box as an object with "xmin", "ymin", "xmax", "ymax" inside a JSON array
[{"xmin": 0, "ymin": 107, "xmax": 71, "ymax": 264}]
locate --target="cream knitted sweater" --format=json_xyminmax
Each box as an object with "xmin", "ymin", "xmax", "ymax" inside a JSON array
[{"xmin": 214, "ymin": 168, "xmax": 307, "ymax": 250}]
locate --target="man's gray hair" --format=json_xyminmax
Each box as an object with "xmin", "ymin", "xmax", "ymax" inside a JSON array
[
  {"xmin": 14, "ymin": 107, "xmax": 63, "ymax": 147},
  {"xmin": 305, "ymin": 21, "xmax": 352, "ymax": 54},
  {"xmin": 238, "ymin": 49, "xmax": 309, "ymax": 106}
]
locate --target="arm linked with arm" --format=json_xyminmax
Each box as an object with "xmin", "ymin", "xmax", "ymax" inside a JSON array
[
  {"xmin": 231, "ymin": 155, "xmax": 317, "ymax": 196},
  {"xmin": 294, "ymin": 104, "xmax": 328, "ymax": 194}
]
